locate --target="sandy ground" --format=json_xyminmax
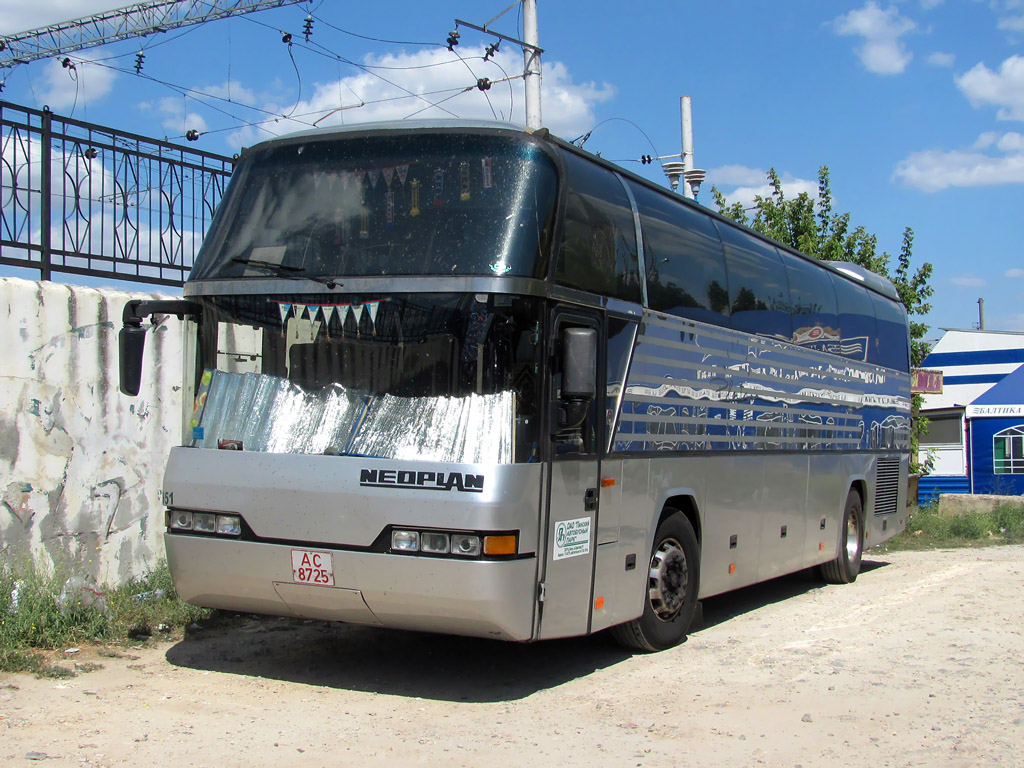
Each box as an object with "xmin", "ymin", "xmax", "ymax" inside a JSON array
[{"xmin": 2, "ymin": 545, "xmax": 1023, "ymax": 768}]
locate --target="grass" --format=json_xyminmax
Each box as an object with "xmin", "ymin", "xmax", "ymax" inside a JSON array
[
  {"xmin": 0, "ymin": 558, "xmax": 214, "ymax": 678},
  {"xmin": 882, "ymin": 500, "xmax": 1024, "ymax": 551}
]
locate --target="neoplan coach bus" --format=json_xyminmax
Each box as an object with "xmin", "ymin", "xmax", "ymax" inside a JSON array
[{"xmin": 120, "ymin": 120, "xmax": 911, "ymax": 651}]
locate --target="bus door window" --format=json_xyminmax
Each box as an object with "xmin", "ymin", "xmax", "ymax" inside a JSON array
[{"xmin": 551, "ymin": 314, "xmax": 602, "ymax": 456}]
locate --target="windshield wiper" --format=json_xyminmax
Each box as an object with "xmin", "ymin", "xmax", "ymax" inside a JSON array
[
  {"xmin": 231, "ymin": 257, "xmax": 338, "ymax": 289},
  {"xmin": 231, "ymin": 257, "xmax": 306, "ymax": 274}
]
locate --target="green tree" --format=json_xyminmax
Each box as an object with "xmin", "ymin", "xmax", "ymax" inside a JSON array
[{"xmin": 712, "ymin": 167, "xmax": 934, "ymax": 473}]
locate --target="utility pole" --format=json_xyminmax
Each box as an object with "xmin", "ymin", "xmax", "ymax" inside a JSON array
[
  {"xmin": 661, "ymin": 96, "xmax": 705, "ymax": 200},
  {"xmin": 978, "ymin": 297, "xmax": 986, "ymax": 330},
  {"xmin": 522, "ymin": 0, "xmax": 542, "ymax": 129}
]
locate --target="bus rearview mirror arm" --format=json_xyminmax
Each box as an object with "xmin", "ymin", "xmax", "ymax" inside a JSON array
[{"xmin": 119, "ymin": 299, "xmax": 201, "ymax": 396}]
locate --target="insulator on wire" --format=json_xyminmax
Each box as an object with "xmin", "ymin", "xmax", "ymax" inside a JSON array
[
  {"xmin": 84, "ymin": 147, "xmax": 98, "ymax": 160},
  {"xmin": 134, "ymin": 50, "xmax": 145, "ymax": 74},
  {"xmin": 446, "ymin": 29, "xmax": 460, "ymax": 51},
  {"xmin": 640, "ymin": 154, "xmax": 653, "ymax": 165},
  {"xmin": 281, "ymin": 31, "xmax": 292, "ymax": 44},
  {"xmin": 476, "ymin": 78, "xmax": 491, "ymax": 91},
  {"xmin": 303, "ymin": 14, "xmax": 313, "ymax": 41},
  {"xmin": 61, "ymin": 57, "xmax": 75, "ymax": 70},
  {"xmin": 484, "ymin": 41, "xmax": 499, "ymax": 60},
  {"xmin": 185, "ymin": 129, "xmax": 200, "ymax": 142}
]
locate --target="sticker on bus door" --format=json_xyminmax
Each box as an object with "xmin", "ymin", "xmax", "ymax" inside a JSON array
[
  {"xmin": 553, "ymin": 517, "xmax": 591, "ymax": 561},
  {"xmin": 291, "ymin": 549, "xmax": 335, "ymax": 586}
]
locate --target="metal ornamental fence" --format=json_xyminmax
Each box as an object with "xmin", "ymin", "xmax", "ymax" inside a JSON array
[{"xmin": 0, "ymin": 100, "xmax": 234, "ymax": 287}]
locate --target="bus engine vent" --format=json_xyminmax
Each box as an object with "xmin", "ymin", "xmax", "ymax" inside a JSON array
[{"xmin": 874, "ymin": 457, "xmax": 901, "ymax": 516}]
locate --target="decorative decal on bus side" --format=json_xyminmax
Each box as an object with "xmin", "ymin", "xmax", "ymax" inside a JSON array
[{"xmin": 359, "ymin": 468, "xmax": 485, "ymax": 493}]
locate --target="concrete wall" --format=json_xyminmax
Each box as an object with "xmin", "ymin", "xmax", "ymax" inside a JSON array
[
  {"xmin": 0, "ymin": 277, "xmax": 184, "ymax": 585},
  {"xmin": 938, "ymin": 494, "xmax": 1024, "ymax": 516}
]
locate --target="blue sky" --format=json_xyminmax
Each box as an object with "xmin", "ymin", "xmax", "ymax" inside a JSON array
[{"xmin": 2, "ymin": 0, "xmax": 1023, "ymax": 336}]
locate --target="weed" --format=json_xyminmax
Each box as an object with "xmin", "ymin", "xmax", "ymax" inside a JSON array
[
  {"xmin": 884, "ymin": 500, "xmax": 1024, "ymax": 551},
  {"xmin": 0, "ymin": 558, "xmax": 213, "ymax": 678}
]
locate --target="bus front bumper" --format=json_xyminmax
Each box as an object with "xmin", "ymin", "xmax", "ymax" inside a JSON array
[{"xmin": 165, "ymin": 532, "xmax": 539, "ymax": 641}]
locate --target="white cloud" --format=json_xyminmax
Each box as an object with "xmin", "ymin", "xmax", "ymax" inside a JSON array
[
  {"xmin": 997, "ymin": 14, "xmax": 1024, "ymax": 31},
  {"xmin": 927, "ymin": 52, "xmax": 955, "ymax": 67},
  {"xmin": 37, "ymin": 50, "xmax": 117, "ymax": 110},
  {"xmin": 956, "ymin": 55, "xmax": 1024, "ymax": 121},
  {"xmin": 1007, "ymin": 268, "xmax": 1024, "ymax": 277},
  {"xmin": 199, "ymin": 81, "xmax": 259, "ymax": 107},
  {"xmin": 215, "ymin": 47, "xmax": 614, "ymax": 150},
  {"xmin": 833, "ymin": 2, "xmax": 916, "ymax": 75},
  {"xmin": 950, "ymin": 274, "xmax": 987, "ymax": 287},
  {"xmin": 708, "ymin": 164, "xmax": 768, "ymax": 186},
  {"xmin": 0, "ymin": 0, "xmax": 115, "ymax": 34},
  {"xmin": 711, "ymin": 167, "xmax": 818, "ymax": 210},
  {"xmin": 154, "ymin": 98, "xmax": 209, "ymax": 139},
  {"xmin": 893, "ymin": 131, "xmax": 1024, "ymax": 191}
]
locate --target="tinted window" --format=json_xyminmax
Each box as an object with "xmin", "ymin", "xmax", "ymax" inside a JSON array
[
  {"xmin": 871, "ymin": 292, "xmax": 909, "ymax": 371},
  {"xmin": 555, "ymin": 152, "xmax": 642, "ymax": 303},
  {"xmin": 191, "ymin": 132, "xmax": 558, "ymax": 281},
  {"xmin": 830, "ymin": 272, "xmax": 877, "ymax": 364},
  {"xmin": 716, "ymin": 223, "xmax": 791, "ymax": 339},
  {"xmin": 781, "ymin": 251, "xmax": 839, "ymax": 350},
  {"xmin": 920, "ymin": 414, "xmax": 962, "ymax": 445},
  {"xmin": 629, "ymin": 181, "xmax": 729, "ymax": 323}
]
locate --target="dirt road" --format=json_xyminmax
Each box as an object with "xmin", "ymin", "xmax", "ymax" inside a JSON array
[{"xmin": 3, "ymin": 545, "xmax": 1023, "ymax": 767}]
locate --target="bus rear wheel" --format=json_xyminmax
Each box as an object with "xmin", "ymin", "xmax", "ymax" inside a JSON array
[
  {"xmin": 821, "ymin": 489, "xmax": 864, "ymax": 584},
  {"xmin": 611, "ymin": 510, "xmax": 700, "ymax": 652}
]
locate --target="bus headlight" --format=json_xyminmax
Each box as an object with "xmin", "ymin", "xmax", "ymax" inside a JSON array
[
  {"xmin": 420, "ymin": 532, "xmax": 450, "ymax": 553},
  {"xmin": 450, "ymin": 534, "xmax": 482, "ymax": 557},
  {"xmin": 391, "ymin": 530, "xmax": 420, "ymax": 551},
  {"xmin": 169, "ymin": 510, "xmax": 193, "ymax": 530},
  {"xmin": 167, "ymin": 510, "xmax": 241, "ymax": 536},
  {"xmin": 386, "ymin": 527, "xmax": 516, "ymax": 559}
]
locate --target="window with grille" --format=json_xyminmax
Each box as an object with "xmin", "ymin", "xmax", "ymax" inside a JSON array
[{"xmin": 994, "ymin": 425, "xmax": 1024, "ymax": 474}]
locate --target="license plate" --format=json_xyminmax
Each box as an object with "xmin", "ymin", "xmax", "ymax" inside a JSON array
[{"xmin": 290, "ymin": 549, "xmax": 335, "ymax": 586}]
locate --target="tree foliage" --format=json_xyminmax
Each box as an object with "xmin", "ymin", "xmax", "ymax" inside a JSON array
[{"xmin": 712, "ymin": 167, "xmax": 935, "ymax": 472}]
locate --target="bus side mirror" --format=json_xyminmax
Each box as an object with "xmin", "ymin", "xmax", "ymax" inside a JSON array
[
  {"xmin": 119, "ymin": 299, "xmax": 201, "ymax": 397},
  {"xmin": 558, "ymin": 327, "xmax": 597, "ymax": 430},
  {"xmin": 119, "ymin": 321, "xmax": 147, "ymax": 396}
]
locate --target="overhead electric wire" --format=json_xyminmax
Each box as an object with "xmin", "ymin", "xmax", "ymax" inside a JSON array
[
  {"xmin": 451, "ymin": 47, "xmax": 496, "ymax": 120},
  {"xmin": 310, "ymin": 15, "xmax": 441, "ymax": 48},
  {"xmin": 239, "ymin": 12, "xmax": 461, "ymax": 119},
  {"xmin": 36, "ymin": 4, "xmax": 534, "ymax": 143}
]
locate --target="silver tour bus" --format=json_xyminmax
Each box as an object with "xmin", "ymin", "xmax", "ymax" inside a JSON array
[{"xmin": 120, "ymin": 121, "xmax": 911, "ymax": 651}]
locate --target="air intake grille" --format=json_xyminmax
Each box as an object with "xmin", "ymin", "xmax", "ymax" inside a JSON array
[{"xmin": 874, "ymin": 457, "xmax": 901, "ymax": 515}]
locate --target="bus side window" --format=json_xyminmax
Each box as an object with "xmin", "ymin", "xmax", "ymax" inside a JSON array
[
  {"xmin": 782, "ymin": 251, "xmax": 839, "ymax": 350},
  {"xmin": 871, "ymin": 292, "xmax": 910, "ymax": 372},
  {"xmin": 628, "ymin": 181, "xmax": 729, "ymax": 323},
  {"xmin": 555, "ymin": 153, "xmax": 642, "ymax": 304},
  {"xmin": 830, "ymin": 273, "xmax": 877, "ymax": 364},
  {"xmin": 716, "ymin": 224, "xmax": 792, "ymax": 340}
]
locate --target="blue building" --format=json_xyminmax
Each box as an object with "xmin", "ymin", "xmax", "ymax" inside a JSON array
[{"xmin": 917, "ymin": 329, "xmax": 1024, "ymax": 503}]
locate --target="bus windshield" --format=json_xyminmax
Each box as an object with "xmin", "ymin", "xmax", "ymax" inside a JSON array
[
  {"xmin": 190, "ymin": 131, "xmax": 558, "ymax": 281},
  {"xmin": 188, "ymin": 292, "xmax": 543, "ymax": 464}
]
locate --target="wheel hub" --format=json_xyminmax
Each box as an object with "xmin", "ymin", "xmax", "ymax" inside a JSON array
[{"xmin": 648, "ymin": 537, "xmax": 687, "ymax": 621}]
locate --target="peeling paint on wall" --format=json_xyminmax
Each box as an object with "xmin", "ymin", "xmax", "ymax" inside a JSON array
[{"xmin": 0, "ymin": 277, "xmax": 183, "ymax": 586}]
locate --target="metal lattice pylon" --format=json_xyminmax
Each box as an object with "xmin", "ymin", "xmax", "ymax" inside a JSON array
[{"xmin": 0, "ymin": 0, "xmax": 306, "ymax": 69}]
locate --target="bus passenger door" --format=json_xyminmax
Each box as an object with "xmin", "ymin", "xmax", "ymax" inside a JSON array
[{"xmin": 538, "ymin": 312, "xmax": 602, "ymax": 640}]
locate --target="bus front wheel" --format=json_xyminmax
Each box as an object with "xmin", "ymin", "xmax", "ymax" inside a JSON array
[
  {"xmin": 611, "ymin": 510, "xmax": 700, "ymax": 652},
  {"xmin": 821, "ymin": 489, "xmax": 864, "ymax": 584}
]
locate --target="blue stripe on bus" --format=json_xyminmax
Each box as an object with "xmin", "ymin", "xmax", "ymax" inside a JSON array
[{"xmin": 922, "ymin": 349, "xmax": 1024, "ymax": 366}]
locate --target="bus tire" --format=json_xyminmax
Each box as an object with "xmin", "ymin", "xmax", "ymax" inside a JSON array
[
  {"xmin": 821, "ymin": 489, "xmax": 864, "ymax": 584},
  {"xmin": 611, "ymin": 510, "xmax": 700, "ymax": 652}
]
